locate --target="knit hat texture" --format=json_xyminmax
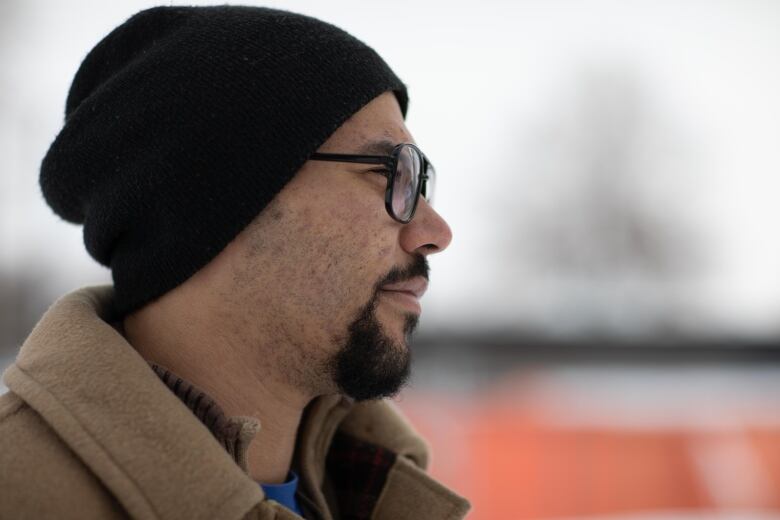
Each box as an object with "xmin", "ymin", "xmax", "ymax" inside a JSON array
[{"xmin": 39, "ymin": 5, "xmax": 409, "ymax": 318}]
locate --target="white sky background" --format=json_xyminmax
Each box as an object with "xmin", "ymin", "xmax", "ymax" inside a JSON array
[{"xmin": 1, "ymin": 0, "xmax": 779, "ymax": 340}]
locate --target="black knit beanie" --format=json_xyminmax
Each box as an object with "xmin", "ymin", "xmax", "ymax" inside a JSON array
[{"xmin": 40, "ymin": 5, "xmax": 409, "ymax": 319}]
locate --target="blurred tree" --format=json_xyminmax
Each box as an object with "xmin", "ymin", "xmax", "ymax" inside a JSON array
[
  {"xmin": 522, "ymin": 66, "xmax": 699, "ymax": 276},
  {"xmin": 497, "ymin": 63, "xmax": 707, "ymax": 337}
]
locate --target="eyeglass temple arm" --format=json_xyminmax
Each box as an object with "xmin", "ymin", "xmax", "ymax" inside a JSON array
[
  {"xmin": 309, "ymin": 153, "xmax": 393, "ymax": 168},
  {"xmin": 310, "ymin": 153, "xmax": 432, "ymax": 179}
]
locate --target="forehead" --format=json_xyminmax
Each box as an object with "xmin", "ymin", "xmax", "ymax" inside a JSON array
[
  {"xmin": 320, "ymin": 92, "xmax": 415, "ymax": 152},
  {"xmin": 356, "ymin": 137, "xmax": 404, "ymax": 155}
]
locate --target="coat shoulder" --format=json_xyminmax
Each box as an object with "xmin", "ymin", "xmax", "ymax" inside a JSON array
[{"xmin": 0, "ymin": 391, "xmax": 127, "ymax": 519}]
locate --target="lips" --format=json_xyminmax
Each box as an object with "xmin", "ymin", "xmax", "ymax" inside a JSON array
[{"xmin": 380, "ymin": 276, "xmax": 428, "ymax": 299}]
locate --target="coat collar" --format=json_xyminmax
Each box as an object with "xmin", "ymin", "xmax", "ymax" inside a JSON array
[{"xmin": 1, "ymin": 285, "xmax": 342, "ymax": 519}]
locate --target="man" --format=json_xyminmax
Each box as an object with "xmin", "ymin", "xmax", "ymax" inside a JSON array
[{"xmin": 0, "ymin": 5, "xmax": 470, "ymax": 520}]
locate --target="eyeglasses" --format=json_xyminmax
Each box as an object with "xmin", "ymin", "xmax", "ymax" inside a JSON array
[{"xmin": 309, "ymin": 143, "xmax": 435, "ymax": 224}]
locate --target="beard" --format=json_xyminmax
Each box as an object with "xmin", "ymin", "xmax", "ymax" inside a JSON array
[{"xmin": 329, "ymin": 291, "xmax": 417, "ymax": 401}]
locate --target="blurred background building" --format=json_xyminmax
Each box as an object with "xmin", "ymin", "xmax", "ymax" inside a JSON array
[{"xmin": 2, "ymin": 1, "xmax": 779, "ymax": 518}]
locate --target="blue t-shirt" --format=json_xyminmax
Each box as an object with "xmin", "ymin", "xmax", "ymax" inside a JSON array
[{"xmin": 259, "ymin": 470, "xmax": 303, "ymax": 517}]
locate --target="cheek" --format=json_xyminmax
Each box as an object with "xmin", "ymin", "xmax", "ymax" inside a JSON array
[
  {"xmin": 223, "ymin": 182, "xmax": 398, "ymax": 348},
  {"xmin": 280, "ymin": 195, "xmax": 390, "ymax": 317}
]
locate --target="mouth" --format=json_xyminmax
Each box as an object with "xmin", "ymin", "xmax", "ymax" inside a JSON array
[
  {"xmin": 380, "ymin": 276, "xmax": 428, "ymax": 298},
  {"xmin": 378, "ymin": 276, "xmax": 428, "ymax": 315},
  {"xmin": 379, "ymin": 289, "xmax": 422, "ymax": 314}
]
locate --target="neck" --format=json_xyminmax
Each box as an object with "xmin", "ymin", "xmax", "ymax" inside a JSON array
[{"xmin": 119, "ymin": 302, "xmax": 313, "ymax": 485}]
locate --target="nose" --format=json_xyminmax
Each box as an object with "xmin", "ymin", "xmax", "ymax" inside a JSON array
[{"xmin": 399, "ymin": 197, "xmax": 453, "ymax": 255}]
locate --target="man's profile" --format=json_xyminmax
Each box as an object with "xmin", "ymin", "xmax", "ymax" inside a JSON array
[{"xmin": 0, "ymin": 5, "xmax": 470, "ymax": 519}]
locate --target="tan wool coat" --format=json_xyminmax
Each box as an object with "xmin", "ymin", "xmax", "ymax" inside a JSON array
[{"xmin": 0, "ymin": 285, "xmax": 471, "ymax": 520}]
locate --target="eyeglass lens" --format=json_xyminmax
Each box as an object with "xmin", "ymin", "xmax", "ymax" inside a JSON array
[
  {"xmin": 423, "ymin": 161, "xmax": 435, "ymax": 205},
  {"xmin": 392, "ymin": 145, "xmax": 422, "ymax": 221}
]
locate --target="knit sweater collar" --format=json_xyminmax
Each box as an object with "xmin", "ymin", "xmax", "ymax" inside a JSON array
[
  {"xmin": 144, "ymin": 354, "xmax": 355, "ymax": 520},
  {"xmin": 147, "ymin": 363, "xmax": 260, "ymax": 473}
]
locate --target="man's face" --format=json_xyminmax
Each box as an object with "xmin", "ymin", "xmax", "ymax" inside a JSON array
[{"xmin": 204, "ymin": 91, "xmax": 452, "ymax": 402}]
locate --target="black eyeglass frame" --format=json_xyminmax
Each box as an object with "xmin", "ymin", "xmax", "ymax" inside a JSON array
[{"xmin": 309, "ymin": 143, "xmax": 434, "ymax": 224}]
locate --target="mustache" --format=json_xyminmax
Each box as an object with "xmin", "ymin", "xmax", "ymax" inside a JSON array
[{"xmin": 376, "ymin": 254, "xmax": 429, "ymax": 289}]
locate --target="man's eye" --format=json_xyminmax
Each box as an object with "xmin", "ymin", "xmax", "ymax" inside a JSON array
[{"xmin": 367, "ymin": 168, "xmax": 391, "ymax": 176}]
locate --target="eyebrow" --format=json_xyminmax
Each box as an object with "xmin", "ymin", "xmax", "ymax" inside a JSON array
[{"xmin": 355, "ymin": 139, "xmax": 398, "ymax": 156}]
